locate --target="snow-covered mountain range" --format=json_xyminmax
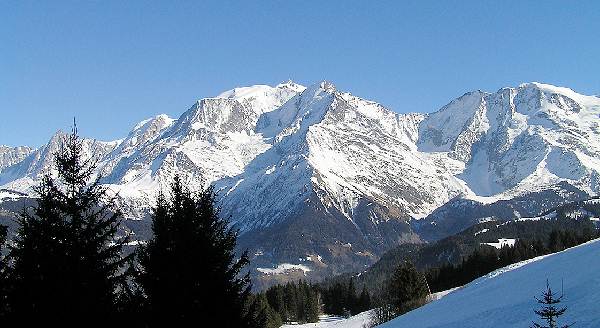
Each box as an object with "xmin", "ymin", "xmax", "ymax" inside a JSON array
[{"xmin": 1, "ymin": 81, "xmax": 599, "ymax": 282}]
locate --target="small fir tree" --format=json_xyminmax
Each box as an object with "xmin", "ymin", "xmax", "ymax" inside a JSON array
[
  {"xmin": 387, "ymin": 261, "xmax": 430, "ymax": 315},
  {"xmin": 531, "ymin": 280, "xmax": 573, "ymax": 328}
]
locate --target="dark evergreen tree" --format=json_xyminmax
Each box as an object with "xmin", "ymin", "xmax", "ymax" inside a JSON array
[
  {"xmin": 549, "ymin": 230, "xmax": 565, "ymax": 253},
  {"xmin": 370, "ymin": 261, "xmax": 430, "ymax": 325},
  {"xmin": 387, "ymin": 261, "xmax": 430, "ymax": 315},
  {"xmin": 265, "ymin": 284, "xmax": 289, "ymax": 322},
  {"xmin": 302, "ymin": 281, "xmax": 320, "ymax": 322},
  {"xmin": 7, "ymin": 126, "xmax": 129, "ymax": 324},
  {"xmin": 245, "ymin": 293, "xmax": 283, "ymax": 328},
  {"xmin": 284, "ymin": 282, "xmax": 299, "ymax": 321},
  {"xmin": 358, "ymin": 285, "xmax": 372, "ymax": 313},
  {"xmin": 345, "ymin": 277, "xmax": 357, "ymax": 314},
  {"xmin": 319, "ymin": 279, "xmax": 372, "ymax": 317},
  {"xmin": 0, "ymin": 225, "xmax": 6, "ymax": 250},
  {"xmin": 137, "ymin": 176, "xmax": 252, "ymax": 327},
  {"xmin": 323, "ymin": 282, "xmax": 345, "ymax": 315},
  {"xmin": 531, "ymin": 281, "xmax": 573, "ymax": 328},
  {"xmin": 295, "ymin": 282, "xmax": 306, "ymax": 321},
  {"xmin": 114, "ymin": 258, "xmax": 147, "ymax": 324},
  {"xmin": 264, "ymin": 281, "xmax": 321, "ymax": 324}
]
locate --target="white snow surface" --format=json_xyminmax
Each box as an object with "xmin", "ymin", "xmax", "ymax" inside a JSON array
[
  {"xmin": 473, "ymin": 228, "xmax": 489, "ymax": 236},
  {"xmin": 482, "ymin": 238, "xmax": 516, "ymax": 249},
  {"xmin": 282, "ymin": 311, "xmax": 373, "ymax": 328},
  {"xmin": 428, "ymin": 287, "xmax": 461, "ymax": 301},
  {"xmin": 0, "ymin": 190, "xmax": 26, "ymax": 200},
  {"xmin": 381, "ymin": 238, "xmax": 600, "ymax": 328},
  {"xmin": 256, "ymin": 263, "xmax": 311, "ymax": 275}
]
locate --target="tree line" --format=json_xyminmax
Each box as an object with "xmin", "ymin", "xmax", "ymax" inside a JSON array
[
  {"xmin": 262, "ymin": 280, "xmax": 319, "ymax": 324},
  {"xmin": 319, "ymin": 277, "xmax": 371, "ymax": 317},
  {"xmin": 254, "ymin": 277, "xmax": 373, "ymax": 325},
  {"xmin": 426, "ymin": 228, "xmax": 598, "ymax": 293},
  {"xmin": 340, "ymin": 215, "xmax": 597, "ymax": 300}
]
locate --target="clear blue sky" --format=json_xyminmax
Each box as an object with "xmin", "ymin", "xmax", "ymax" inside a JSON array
[{"xmin": 2, "ymin": 1, "xmax": 599, "ymax": 147}]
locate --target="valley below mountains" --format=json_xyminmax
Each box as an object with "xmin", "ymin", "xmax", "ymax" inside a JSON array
[{"xmin": 1, "ymin": 81, "xmax": 599, "ymax": 287}]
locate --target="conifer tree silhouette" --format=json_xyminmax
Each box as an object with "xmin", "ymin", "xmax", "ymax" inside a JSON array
[
  {"xmin": 531, "ymin": 280, "xmax": 573, "ymax": 328},
  {"xmin": 8, "ymin": 124, "xmax": 129, "ymax": 324},
  {"xmin": 138, "ymin": 176, "xmax": 252, "ymax": 327}
]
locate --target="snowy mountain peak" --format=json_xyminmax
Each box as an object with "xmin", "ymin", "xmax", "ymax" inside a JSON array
[
  {"xmin": 162, "ymin": 82, "xmax": 308, "ymax": 138},
  {"xmin": 276, "ymin": 79, "xmax": 304, "ymax": 88},
  {"xmin": 49, "ymin": 129, "xmax": 67, "ymax": 141},
  {"xmin": 255, "ymin": 81, "xmax": 337, "ymax": 140},
  {"xmin": 216, "ymin": 84, "xmax": 274, "ymax": 100},
  {"xmin": 132, "ymin": 114, "xmax": 174, "ymax": 131},
  {"xmin": 215, "ymin": 80, "xmax": 305, "ymax": 99},
  {"xmin": 214, "ymin": 82, "xmax": 305, "ymax": 112},
  {"xmin": 417, "ymin": 90, "xmax": 487, "ymax": 157},
  {"xmin": 318, "ymin": 80, "xmax": 336, "ymax": 93},
  {"xmin": 519, "ymin": 81, "xmax": 578, "ymax": 96},
  {"xmin": 275, "ymin": 80, "xmax": 306, "ymax": 93},
  {"xmin": 113, "ymin": 114, "xmax": 174, "ymax": 153}
]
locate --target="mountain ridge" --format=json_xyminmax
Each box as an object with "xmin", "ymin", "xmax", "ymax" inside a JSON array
[{"xmin": 1, "ymin": 80, "xmax": 599, "ymax": 283}]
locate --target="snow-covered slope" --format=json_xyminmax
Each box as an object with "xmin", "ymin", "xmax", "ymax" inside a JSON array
[
  {"xmin": 218, "ymin": 81, "xmax": 464, "ymax": 233},
  {"xmin": 1, "ymin": 81, "xmax": 599, "ymax": 282},
  {"xmin": 419, "ymin": 82, "xmax": 600, "ymax": 198},
  {"xmin": 97, "ymin": 81, "xmax": 305, "ymax": 218},
  {"xmin": 0, "ymin": 145, "xmax": 34, "ymax": 172},
  {"xmin": 381, "ymin": 238, "xmax": 600, "ymax": 328}
]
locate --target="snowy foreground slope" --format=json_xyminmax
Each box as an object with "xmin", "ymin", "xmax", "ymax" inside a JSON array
[
  {"xmin": 279, "ymin": 288, "xmax": 461, "ymax": 328},
  {"xmin": 381, "ymin": 238, "xmax": 600, "ymax": 328}
]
